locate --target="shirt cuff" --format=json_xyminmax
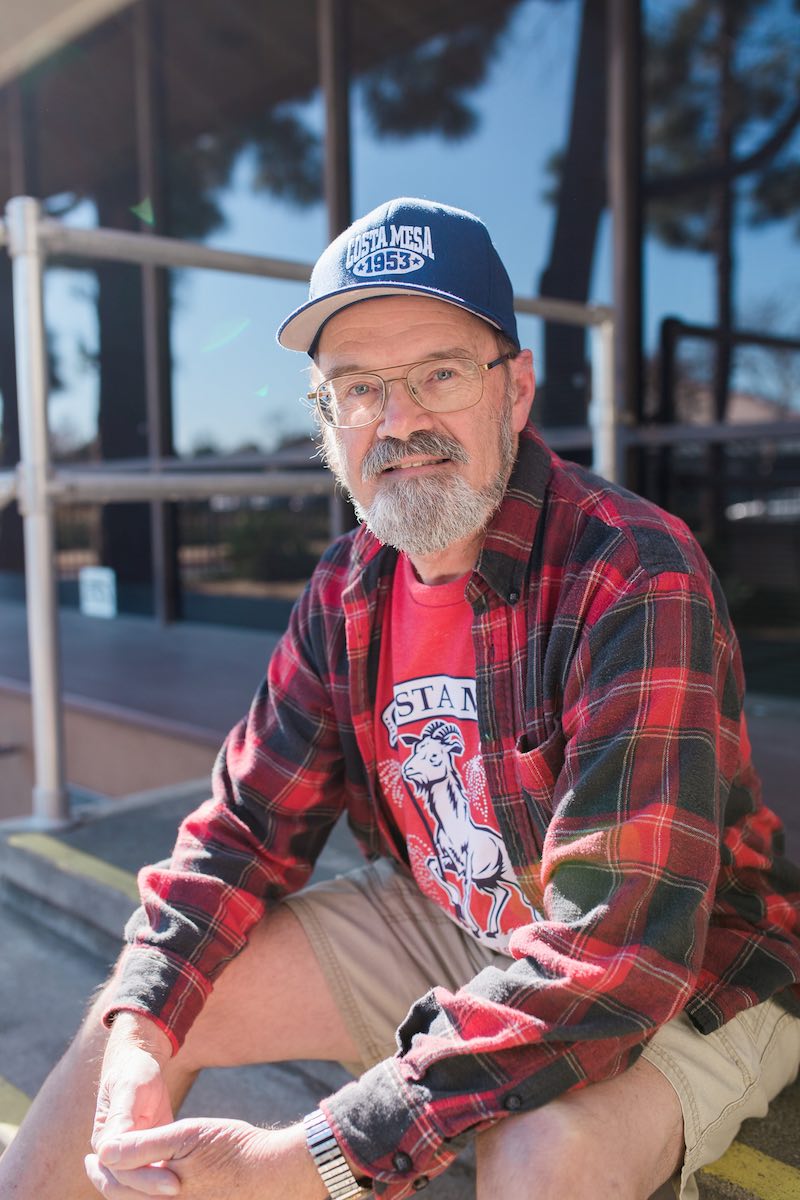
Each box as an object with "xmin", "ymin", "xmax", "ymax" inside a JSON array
[
  {"xmin": 104, "ymin": 943, "xmax": 212, "ymax": 1051},
  {"xmin": 319, "ymin": 1058, "xmax": 460, "ymax": 1198}
]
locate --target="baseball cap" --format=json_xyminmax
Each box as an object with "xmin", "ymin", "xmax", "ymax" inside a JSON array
[{"xmin": 277, "ymin": 197, "xmax": 519, "ymax": 354}]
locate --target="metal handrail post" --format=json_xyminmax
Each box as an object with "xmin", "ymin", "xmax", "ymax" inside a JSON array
[
  {"xmin": 589, "ymin": 318, "xmax": 620, "ymax": 484},
  {"xmin": 7, "ymin": 196, "xmax": 69, "ymax": 825}
]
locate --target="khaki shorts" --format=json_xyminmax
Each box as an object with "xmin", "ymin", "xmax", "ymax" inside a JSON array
[{"xmin": 286, "ymin": 857, "xmax": 800, "ymax": 1199}]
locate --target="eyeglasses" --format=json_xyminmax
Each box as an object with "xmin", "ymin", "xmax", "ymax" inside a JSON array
[{"xmin": 309, "ymin": 352, "xmax": 517, "ymax": 429}]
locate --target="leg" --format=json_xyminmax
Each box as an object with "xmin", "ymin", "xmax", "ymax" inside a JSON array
[
  {"xmin": 0, "ymin": 905, "xmax": 360, "ymax": 1200},
  {"xmin": 475, "ymin": 1057, "xmax": 684, "ymax": 1200}
]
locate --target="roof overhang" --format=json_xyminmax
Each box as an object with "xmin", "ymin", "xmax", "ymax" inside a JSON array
[{"xmin": 0, "ymin": 0, "xmax": 135, "ymax": 88}]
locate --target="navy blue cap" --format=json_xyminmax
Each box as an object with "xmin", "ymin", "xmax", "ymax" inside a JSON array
[{"xmin": 277, "ymin": 197, "xmax": 519, "ymax": 354}]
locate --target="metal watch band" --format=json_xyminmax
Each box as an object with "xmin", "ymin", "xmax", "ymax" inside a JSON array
[{"xmin": 303, "ymin": 1108, "xmax": 368, "ymax": 1199}]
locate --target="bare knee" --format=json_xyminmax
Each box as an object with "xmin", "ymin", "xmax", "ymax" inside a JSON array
[
  {"xmin": 477, "ymin": 1101, "xmax": 607, "ymax": 1200},
  {"xmin": 475, "ymin": 1061, "xmax": 684, "ymax": 1200}
]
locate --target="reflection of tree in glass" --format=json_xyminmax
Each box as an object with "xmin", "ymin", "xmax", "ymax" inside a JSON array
[
  {"xmin": 645, "ymin": 0, "xmax": 800, "ymax": 420},
  {"xmin": 643, "ymin": 0, "xmax": 800, "ymax": 553},
  {"xmin": 359, "ymin": 9, "xmax": 524, "ymax": 140},
  {"xmin": 169, "ymin": 105, "xmax": 323, "ymax": 240},
  {"xmin": 539, "ymin": 0, "xmax": 800, "ymax": 434},
  {"xmin": 169, "ymin": 1, "xmax": 527, "ymax": 238}
]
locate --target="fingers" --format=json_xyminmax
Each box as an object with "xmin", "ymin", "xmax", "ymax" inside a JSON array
[
  {"xmin": 97, "ymin": 1125, "xmax": 192, "ymax": 1171},
  {"xmin": 86, "ymin": 1125, "xmax": 187, "ymax": 1199},
  {"xmin": 84, "ymin": 1153, "xmax": 180, "ymax": 1198}
]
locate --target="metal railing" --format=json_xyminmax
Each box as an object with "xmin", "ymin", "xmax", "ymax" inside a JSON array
[
  {"xmin": 1, "ymin": 195, "xmax": 619, "ymax": 825},
  {"xmin": 657, "ymin": 316, "xmax": 800, "ymax": 443}
]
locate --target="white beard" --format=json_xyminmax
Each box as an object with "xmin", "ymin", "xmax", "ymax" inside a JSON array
[
  {"xmin": 321, "ymin": 406, "xmax": 516, "ymax": 557},
  {"xmin": 354, "ymin": 466, "xmax": 506, "ymax": 556}
]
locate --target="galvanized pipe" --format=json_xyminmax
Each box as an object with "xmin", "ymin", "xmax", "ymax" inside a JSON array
[
  {"xmin": 514, "ymin": 295, "xmax": 614, "ymax": 328},
  {"xmin": 39, "ymin": 218, "xmax": 315, "ymax": 281},
  {"xmin": 588, "ymin": 318, "xmax": 621, "ymax": 483},
  {"xmin": 46, "ymin": 468, "xmax": 335, "ymax": 505},
  {"xmin": 6, "ymin": 196, "xmax": 69, "ymax": 825}
]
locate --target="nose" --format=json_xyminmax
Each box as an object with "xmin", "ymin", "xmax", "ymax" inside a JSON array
[{"xmin": 375, "ymin": 376, "xmax": 435, "ymax": 441}]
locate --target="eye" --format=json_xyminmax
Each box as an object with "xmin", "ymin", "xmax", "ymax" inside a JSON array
[
  {"xmin": 433, "ymin": 366, "xmax": 456, "ymax": 383},
  {"xmin": 337, "ymin": 377, "xmax": 381, "ymax": 404}
]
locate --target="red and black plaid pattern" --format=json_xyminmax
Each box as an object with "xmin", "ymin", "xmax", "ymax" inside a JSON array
[{"xmin": 108, "ymin": 424, "xmax": 800, "ymax": 1197}]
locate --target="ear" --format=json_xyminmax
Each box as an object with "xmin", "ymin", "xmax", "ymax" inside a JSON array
[
  {"xmin": 400, "ymin": 734, "xmax": 419, "ymax": 747},
  {"xmin": 509, "ymin": 348, "xmax": 535, "ymax": 433}
]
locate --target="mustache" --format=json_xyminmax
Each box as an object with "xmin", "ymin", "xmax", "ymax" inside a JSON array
[{"xmin": 360, "ymin": 431, "xmax": 469, "ymax": 482}]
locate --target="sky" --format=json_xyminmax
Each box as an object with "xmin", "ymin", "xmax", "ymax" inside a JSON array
[{"xmin": 31, "ymin": 0, "xmax": 800, "ymax": 459}]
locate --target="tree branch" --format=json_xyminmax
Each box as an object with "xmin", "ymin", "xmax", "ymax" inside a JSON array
[{"xmin": 645, "ymin": 94, "xmax": 800, "ymax": 199}]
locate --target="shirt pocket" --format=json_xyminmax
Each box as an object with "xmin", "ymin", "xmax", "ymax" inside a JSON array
[{"xmin": 512, "ymin": 726, "xmax": 565, "ymax": 854}]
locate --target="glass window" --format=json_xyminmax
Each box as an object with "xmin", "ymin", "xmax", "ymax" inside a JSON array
[
  {"xmin": 642, "ymin": 0, "xmax": 800, "ymax": 696},
  {"xmin": 162, "ymin": 0, "xmax": 327, "ymax": 460},
  {"xmin": 349, "ymin": 0, "xmax": 608, "ymax": 433}
]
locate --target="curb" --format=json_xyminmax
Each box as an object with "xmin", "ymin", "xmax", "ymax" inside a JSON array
[{"xmin": 0, "ymin": 831, "xmax": 137, "ymax": 961}]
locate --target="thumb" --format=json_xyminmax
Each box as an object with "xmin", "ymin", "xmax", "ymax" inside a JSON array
[{"xmin": 95, "ymin": 1089, "xmax": 139, "ymax": 1145}]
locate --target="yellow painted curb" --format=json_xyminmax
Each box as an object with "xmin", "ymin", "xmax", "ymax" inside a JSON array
[
  {"xmin": 0, "ymin": 1077, "xmax": 30, "ymax": 1137},
  {"xmin": 0, "ymin": 1123, "xmax": 20, "ymax": 1152},
  {"xmin": 702, "ymin": 1140, "xmax": 800, "ymax": 1200},
  {"xmin": 8, "ymin": 832, "xmax": 140, "ymax": 902}
]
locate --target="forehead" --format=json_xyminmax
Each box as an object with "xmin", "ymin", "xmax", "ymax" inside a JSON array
[{"xmin": 314, "ymin": 295, "xmax": 496, "ymax": 369}]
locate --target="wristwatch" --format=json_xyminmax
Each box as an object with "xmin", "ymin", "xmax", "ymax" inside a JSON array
[{"xmin": 303, "ymin": 1108, "xmax": 370, "ymax": 1198}]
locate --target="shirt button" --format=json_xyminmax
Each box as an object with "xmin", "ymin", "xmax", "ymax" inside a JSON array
[
  {"xmin": 508, "ymin": 590, "xmax": 520, "ymax": 604},
  {"xmin": 393, "ymin": 1152, "xmax": 413, "ymax": 1173},
  {"xmin": 412, "ymin": 1178, "xmax": 429, "ymax": 1191},
  {"xmin": 504, "ymin": 1093, "xmax": 523, "ymax": 1111}
]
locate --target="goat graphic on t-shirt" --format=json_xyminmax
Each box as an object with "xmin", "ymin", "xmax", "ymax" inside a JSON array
[{"xmin": 400, "ymin": 718, "xmax": 520, "ymax": 939}]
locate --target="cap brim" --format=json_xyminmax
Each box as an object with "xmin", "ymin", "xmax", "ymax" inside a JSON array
[{"xmin": 277, "ymin": 282, "xmax": 510, "ymax": 353}]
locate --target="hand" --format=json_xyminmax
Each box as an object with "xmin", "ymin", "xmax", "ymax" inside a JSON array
[
  {"xmin": 85, "ymin": 1118, "xmax": 327, "ymax": 1199},
  {"xmin": 89, "ymin": 1013, "xmax": 176, "ymax": 1194}
]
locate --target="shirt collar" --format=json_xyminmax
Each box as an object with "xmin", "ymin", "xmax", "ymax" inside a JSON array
[{"xmin": 472, "ymin": 422, "xmax": 551, "ymax": 604}]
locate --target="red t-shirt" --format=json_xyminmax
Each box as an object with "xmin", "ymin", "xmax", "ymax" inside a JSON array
[{"xmin": 376, "ymin": 553, "xmax": 542, "ymax": 953}]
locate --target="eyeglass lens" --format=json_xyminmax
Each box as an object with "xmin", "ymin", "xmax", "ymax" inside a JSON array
[{"xmin": 317, "ymin": 357, "xmax": 483, "ymax": 427}]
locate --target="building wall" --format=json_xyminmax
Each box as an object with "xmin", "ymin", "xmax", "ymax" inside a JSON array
[{"xmin": 1, "ymin": 0, "xmax": 798, "ymax": 694}]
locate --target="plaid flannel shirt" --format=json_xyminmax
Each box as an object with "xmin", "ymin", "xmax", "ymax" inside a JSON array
[{"xmin": 110, "ymin": 424, "xmax": 800, "ymax": 1197}]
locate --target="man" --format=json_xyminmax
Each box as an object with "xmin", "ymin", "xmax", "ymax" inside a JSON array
[{"xmin": 3, "ymin": 197, "xmax": 799, "ymax": 1200}]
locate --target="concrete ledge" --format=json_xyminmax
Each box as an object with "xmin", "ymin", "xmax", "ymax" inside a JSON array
[
  {"xmin": 0, "ymin": 829, "xmax": 137, "ymax": 962},
  {"xmin": 0, "ymin": 681, "xmax": 219, "ymax": 821}
]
